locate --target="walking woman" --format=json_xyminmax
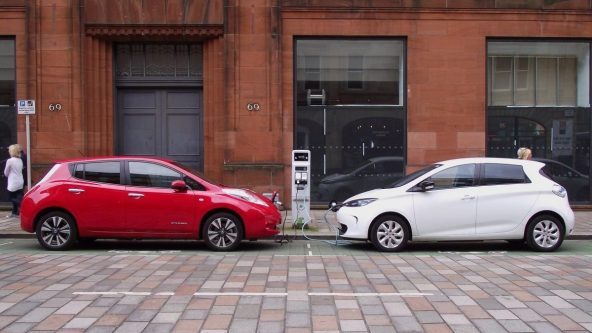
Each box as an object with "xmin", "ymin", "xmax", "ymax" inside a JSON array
[{"xmin": 4, "ymin": 144, "xmax": 24, "ymax": 218}]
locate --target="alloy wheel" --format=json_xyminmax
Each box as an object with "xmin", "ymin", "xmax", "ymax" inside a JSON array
[
  {"xmin": 377, "ymin": 220, "xmax": 404, "ymax": 249},
  {"xmin": 207, "ymin": 217, "xmax": 239, "ymax": 249},
  {"xmin": 532, "ymin": 219, "xmax": 560, "ymax": 248},
  {"xmin": 40, "ymin": 216, "xmax": 71, "ymax": 247}
]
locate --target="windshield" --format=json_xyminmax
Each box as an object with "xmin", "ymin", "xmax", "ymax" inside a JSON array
[{"xmin": 388, "ymin": 164, "xmax": 441, "ymax": 188}]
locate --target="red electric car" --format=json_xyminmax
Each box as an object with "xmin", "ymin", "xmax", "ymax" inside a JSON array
[{"xmin": 20, "ymin": 157, "xmax": 281, "ymax": 251}]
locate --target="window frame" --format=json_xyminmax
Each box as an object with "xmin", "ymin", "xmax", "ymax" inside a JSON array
[
  {"xmin": 476, "ymin": 163, "xmax": 531, "ymax": 186},
  {"xmin": 425, "ymin": 164, "xmax": 478, "ymax": 190},
  {"xmin": 487, "ymin": 39, "xmax": 590, "ymax": 107},
  {"xmin": 71, "ymin": 161, "xmax": 123, "ymax": 185},
  {"xmin": 125, "ymin": 160, "xmax": 184, "ymax": 189}
]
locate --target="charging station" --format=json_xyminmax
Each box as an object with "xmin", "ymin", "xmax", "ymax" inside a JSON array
[{"xmin": 291, "ymin": 150, "xmax": 311, "ymax": 223}]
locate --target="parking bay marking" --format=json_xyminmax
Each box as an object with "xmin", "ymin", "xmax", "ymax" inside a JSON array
[{"xmin": 74, "ymin": 291, "xmax": 434, "ymax": 297}]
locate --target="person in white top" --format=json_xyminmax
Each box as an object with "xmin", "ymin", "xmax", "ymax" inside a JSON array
[{"xmin": 4, "ymin": 144, "xmax": 24, "ymax": 218}]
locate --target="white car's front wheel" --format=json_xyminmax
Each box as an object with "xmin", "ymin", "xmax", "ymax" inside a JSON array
[
  {"xmin": 370, "ymin": 215, "xmax": 410, "ymax": 252},
  {"xmin": 526, "ymin": 215, "xmax": 564, "ymax": 252}
]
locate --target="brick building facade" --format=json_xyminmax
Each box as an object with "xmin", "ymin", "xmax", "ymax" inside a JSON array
[{"xmin": 1, "ymin": 0, "xmax": 591, "ymax": 205}]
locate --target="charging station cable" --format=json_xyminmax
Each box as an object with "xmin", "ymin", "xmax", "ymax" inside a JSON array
[
  {"xmin": 299, "ymin": 194, "xmax": 351, "ymax": 246},
  {"xmin": 273, "ymin": 200, "xmax": 292, "ymax": 245}
]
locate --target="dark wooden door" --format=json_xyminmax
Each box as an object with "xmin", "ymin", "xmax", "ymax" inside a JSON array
[{"xmin": 117, "ymin": 89, "xmax": 203, "ymax": 170}]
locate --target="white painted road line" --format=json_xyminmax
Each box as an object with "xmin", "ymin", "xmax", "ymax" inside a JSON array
[
  {"xmin": 0, "ymin": 242, "xmax": 14, "ymax": 247},
  {"xmin": 73, "ymin": 291, "xmax": 434, "ymax": 297},
  {"xmin": 73, "ymin": 291, "xmax": 151, "ymax": 296},
  {"xmin": 309, "ymin": 292, "xmax": 434, "ymax": 297}
]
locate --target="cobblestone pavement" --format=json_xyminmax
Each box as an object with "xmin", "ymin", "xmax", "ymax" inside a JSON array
[
  {"xmin": 0, "ymin": 240, "xmax": 591, "ymax": 333},
  {"xmin": 1, "ymin": 210, "xmax": 592, "ymax": 332}
]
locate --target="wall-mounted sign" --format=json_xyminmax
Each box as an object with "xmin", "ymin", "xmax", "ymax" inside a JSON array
[{"xmin": 17, "ymin": 100, "xmax": 36, "ymax": 115}]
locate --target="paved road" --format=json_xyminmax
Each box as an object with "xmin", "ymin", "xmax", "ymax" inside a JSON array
[{"xmin": 0, "ymin": 239, "xmax": 592, "ymax": 332}]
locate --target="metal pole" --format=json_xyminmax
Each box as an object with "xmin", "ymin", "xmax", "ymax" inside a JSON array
[{"xmin": 26, "ymin": 114, "xmax": 31, "ymax": 191}]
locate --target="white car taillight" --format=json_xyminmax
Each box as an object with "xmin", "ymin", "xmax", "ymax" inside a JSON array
[{"xmin": 552, "ymin": 184, "xmax": 567, "ymax": 198}]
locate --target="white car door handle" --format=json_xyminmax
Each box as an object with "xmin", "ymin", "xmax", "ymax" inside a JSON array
[
  {"xmin": 462, "ymin": 195, "xmax": 476, "ymax": 200},
  {"xmin": 128, "ymin": 193, "xmax": 144, "ymax": 198},
  {"xmin": 68, "ymin": 188, "xmax": 84, "ymax": 194}
]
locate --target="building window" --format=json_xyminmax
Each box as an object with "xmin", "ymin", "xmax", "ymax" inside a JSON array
[
  {"xmin": 488, "ymin": 42, "xmax": 589, "ymax": 107},
  {"xmin": 487, "ymin": 40, "xmax": 591, "ymax": 203},
  {"xmin": 304, "ymin": 56, "xmax": 320, "ymax": 90},
  {"xmin": 0, "ymin": 38, "xmax": 16, "ymax": 204},
  {"xmin": 295, "ymin": 39, "xmax": 406, "ymax": 203},
  {"xmin": 115, "ymin": 43, "xmax": 202, "ymax": 80},
  {"xmin": 0, "ymin": 38, "xmax": 15, "ymax": 108}
]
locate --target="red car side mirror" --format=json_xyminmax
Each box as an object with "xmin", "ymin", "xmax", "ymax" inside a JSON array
[{"xmin": 171, "ymin": 180, "xmax": 188, "ymax": 192}]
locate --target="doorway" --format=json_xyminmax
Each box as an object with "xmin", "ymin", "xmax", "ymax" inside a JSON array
[{"xmin": 117, "ymin": 88, "xmax": 203, "ymax": 170}]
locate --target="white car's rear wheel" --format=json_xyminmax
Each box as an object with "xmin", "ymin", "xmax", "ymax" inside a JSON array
[
  {"xmin": 370, "ymin": 215, "xmax": 409, "ymax": 252},
  {"xmin": 526, "ymin": 215, "xmax": 564, "ymax": 252}
]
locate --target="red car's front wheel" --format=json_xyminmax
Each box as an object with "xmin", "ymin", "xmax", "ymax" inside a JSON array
[{"xmin": 203, "ymin": 213, "xmax": 243, "ymax": 251}]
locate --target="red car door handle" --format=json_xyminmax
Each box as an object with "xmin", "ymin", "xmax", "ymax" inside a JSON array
[
  {"xmin": 68, "ymin": 188, "xmax": 84, "ymax": 194},
  {"xmin": 128, "ymin": 193, "xmax": 144, "ymax": 198}
]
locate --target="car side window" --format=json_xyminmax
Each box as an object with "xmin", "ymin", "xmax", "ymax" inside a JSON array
[
  {"xmin": 481, "ymin": 163, "xmax": 529, "ymax": 185},
  {"xmin": 74, "ymin": 162, "xmax": 121, "ymax": 185},
  {"xmin": 427, "ymin": 164, "xmax": 476, "ymax": 190},
  {"xmin": 129, "ymin": 162, "xmax": 183, "ymax": 188}
]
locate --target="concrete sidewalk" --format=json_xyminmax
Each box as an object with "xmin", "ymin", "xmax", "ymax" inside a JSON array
[{"xmin": 2, "ymin": 209, "xmax": 592, "ymax": 239}]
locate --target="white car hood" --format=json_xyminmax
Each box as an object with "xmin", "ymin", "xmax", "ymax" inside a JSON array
[{"xmin": 345, "ymin": 186, "xmax": 407, "ymax": 202}]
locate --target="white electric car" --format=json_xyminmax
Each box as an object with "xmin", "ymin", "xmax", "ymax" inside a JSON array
[{"xmin": 333, "ymin": 157, "xmax": 575, "ymax": 252}]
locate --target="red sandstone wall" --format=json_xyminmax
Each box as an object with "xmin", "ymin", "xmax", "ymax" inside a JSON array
[{"xmin": 3, "ymin": 0, "xmax": 592, "ymax": 199}]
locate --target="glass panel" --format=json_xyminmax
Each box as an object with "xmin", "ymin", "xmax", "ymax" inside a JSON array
[
  {"xmin": 491, "ymin": 57, "xmax": 513, "ymax": 105},
  {"xmin": 482, "ymin": 164, "xmax": 528, "ymax": 185},
  {"xmin": 488, "ymin": 41, "xmax": 590, "ymax": 107},
  {"xmin": 558, "ymin": 57, "xmax": 577, "ymax": 106},
  {"xmin": 189, "ymin": 44, "xmax": 202, "ymax": 77},
  {"xmin": 296, "ymin": 39, "xmax": 403, "ymax": 106},
  {"xmin": 0, "ymin": 39, "xmax": 15, "ymax": 203},
  {"xmin": 514, "ymin": 57, "xmax": 535, "ymax": 105},
  {"xmin": 115, "ymin": 45, "xmax": 131, "ymax": 77},
  {"xmin": 487, "ymin": 106, "xmax": 590, "ymax": 202},
  {"xmin": 536, "ymin": 58, "xmax": 557, "ymax": 106},
  {"xmin": 296, "ymin": 39, "xmax": 406, "ymax": 203},
  {"xmin": 116, "ymin": 43, "xmax": 202, "ymax": 79},
  {"xmin": 129, "ymin": 162, "xmax": 182, "ymax": 188},
  {"xmin": 83, "ymin": 162, "xmax": 121, "ymax": 184},
  {"xmin": 427, "ymin": 164, "xmax": 475, "ymax": 190}
]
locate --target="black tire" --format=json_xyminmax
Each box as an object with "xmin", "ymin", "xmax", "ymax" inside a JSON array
[
  {"xmin": 525, "ymin": 215, "xmax": 564, "ymax": 252},
  {"xmin": 35, "ymin": 211, "xmax": 77, "ymax": 251},
  {"xmin": 202, "ymin": 213, "xmax": 243, "ymax": 251},
  {"xmin": 369, "ymin": 215, "xmax": 410, "ymax": 252}
]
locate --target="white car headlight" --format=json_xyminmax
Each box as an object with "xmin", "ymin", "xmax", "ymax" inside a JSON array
[
  {"xmin": 552, "ymin": 184, "xmax": 567, "ymax": 198},
  {"xmin": 343, "ymin": 198, "xmax": 377, "ymax": 207},
  {"xmin": 222, "ymin": 188, "xmax": 268, "ymax": 207}
]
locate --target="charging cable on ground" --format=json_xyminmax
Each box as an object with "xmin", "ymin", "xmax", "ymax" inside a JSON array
[{"xmin": 295, "ymin": 190, "xmax": 351, "ymax": 246}]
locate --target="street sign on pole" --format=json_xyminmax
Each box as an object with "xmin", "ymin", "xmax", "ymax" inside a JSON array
[
  {"xmin": 17, "ymin": 100, "xmax": 34, "ymax": 190},
  {"xmin": 17, "ymin": 100, "xmax": 35, "ymax": 115}
]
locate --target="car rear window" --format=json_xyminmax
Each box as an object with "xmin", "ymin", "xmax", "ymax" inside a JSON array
[
  {"xmin": 481, "ymin": 163, "xmax": 530, "ymax": 185},
  {"xmin": 73, "ymin": 162, "xmax": 121, "ymax": 185}
]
